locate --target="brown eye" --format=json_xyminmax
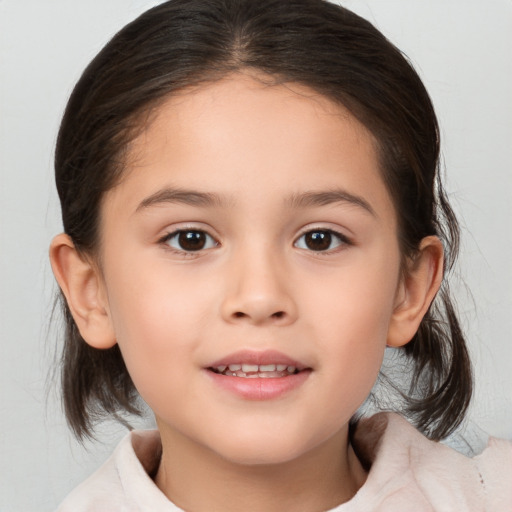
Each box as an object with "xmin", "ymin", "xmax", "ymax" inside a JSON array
[
  {"xmin": 306, "ymin": 231, "xmax": 330, "ymax": 250},
  {"xmin": 165, "ymin": 230, "xmax": 217, "ymax": 252},
  {"xmin": 295, "ymin": 229, "xmax": 347, "ymax": 252}
]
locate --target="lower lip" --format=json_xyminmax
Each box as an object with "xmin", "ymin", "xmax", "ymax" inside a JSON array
[{"xmin": 206, "ymin": 370, "xmax": 311, "ymax": 400}]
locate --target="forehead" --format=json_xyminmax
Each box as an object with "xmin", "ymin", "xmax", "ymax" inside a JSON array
[
  {"xmin": 108, "ymin": 74, "xmax": 394, "ymax": 220},
  {"xmin": 128, "ymin": 74, "xmax": 374, "ymax": 163}
]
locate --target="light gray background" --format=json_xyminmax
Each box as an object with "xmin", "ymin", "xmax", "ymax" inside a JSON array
[{"xmin": 1, "ymin": 1, "xmax": 511, "ymax": 510}]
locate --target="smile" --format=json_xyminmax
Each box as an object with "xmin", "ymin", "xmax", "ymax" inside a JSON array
[
  {"xmin": 205, "ymin": 350, "xmax": 311, "ymax": 399},
  {"xmin": 209, "ymin": 363, "xmax": 299, "ymax": 378}
]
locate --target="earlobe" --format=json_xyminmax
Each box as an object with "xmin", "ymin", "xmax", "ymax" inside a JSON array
[
  {"xmin": 387, "ymin": 236, "xmax": 444, "ymax": 348},
  {"xmin": 49, "ymin": 233, "xmax": 117, "ymax": 349}
]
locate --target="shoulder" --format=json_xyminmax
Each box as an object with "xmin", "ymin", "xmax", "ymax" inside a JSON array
[
  {"xmin": 474, "ymin": 436, "xmax": 512, "ymax": 510},
  {"xmin": 348, "ymin": 413, "xmax": 512, "ymax": 512},
  {"xmin": 56, "ymin": 432, "xmax": 135, "ymax": 512},
  {"xmin": 56, "ymin": 430, "xmax": 178, "ymax": 512}
]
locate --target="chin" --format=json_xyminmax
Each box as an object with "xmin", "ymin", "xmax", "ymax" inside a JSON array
[
  {"xmin": 205, "ymin": 426, "xmax": 326, "ymax": 467},
  {"xmin": 218, "ymin": 443, "xmax": 308, "ymax": 466}
]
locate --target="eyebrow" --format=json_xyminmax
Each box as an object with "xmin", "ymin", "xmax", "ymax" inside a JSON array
[
  {"xmin": 136, "ymin": 188, "xmax": 228, "ymax": 212},
  {"xmin": 136, "ymin": 186, "xmax": 375, "ymax": 216},
  {"xmin": 286, "ymin": 189, "xmax": 376, "ymax": 216}
]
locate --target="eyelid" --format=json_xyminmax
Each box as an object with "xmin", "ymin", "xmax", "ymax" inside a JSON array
[
  {"xmin": 158, "ymin": 225, "xmax": 220, "ymax": 254},
  {"xmin": 157, "ymin": 222, "xmax": 218, "ymax": 241},
  {"xmin": 293, "ymin": 226, "xmax": 352, "ymax": 252}
]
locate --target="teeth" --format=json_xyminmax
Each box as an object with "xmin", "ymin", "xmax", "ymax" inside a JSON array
[
  {"xmin": 214, "ymin": 363, "xmax": 299, "ymax": 377},
  {"xmin": 242, "ymin": 364, "xmax": 259, "ymax": 373}
]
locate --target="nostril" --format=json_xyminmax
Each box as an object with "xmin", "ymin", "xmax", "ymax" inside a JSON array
[{"xmin": 232, "ymin": 311, "xmax": 285, "ymax": 320}]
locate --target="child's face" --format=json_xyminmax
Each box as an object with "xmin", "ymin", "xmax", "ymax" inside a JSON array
[{"xmin": 98, "ymin": 74, "xmax": 403, "ymax": 464}]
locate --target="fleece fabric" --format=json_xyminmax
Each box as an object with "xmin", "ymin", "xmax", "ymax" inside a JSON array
[{"xmin": 57, "ymin": 413, "xmax": 512, "ymax": 511}]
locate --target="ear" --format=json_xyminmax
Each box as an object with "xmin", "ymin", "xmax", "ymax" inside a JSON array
[
  {"xmin": 49, "ymin": 233, "xmax": 117, "ymax": 349},
  {"xmin": 387, "ymin": 236, "xmax": 444, "ymax": 348}
]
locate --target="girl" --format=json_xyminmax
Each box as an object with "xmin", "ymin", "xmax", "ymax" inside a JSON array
[{"xmin": 49, "ymin": 0, "xmax": 512, "ymax": 510}]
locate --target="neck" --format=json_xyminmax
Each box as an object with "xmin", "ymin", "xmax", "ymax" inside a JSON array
[{"xmin": 154, "ymin": 424, "xmax": 367, "ymax": 512}]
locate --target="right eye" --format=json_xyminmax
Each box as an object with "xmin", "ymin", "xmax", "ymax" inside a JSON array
[
  {"xmin": 162, "ymin": 229, "xmax": 218, "ymax": 252},
  {"xmin": 294, "ymin": 228, "xmax": 350, "ymax": 252}
]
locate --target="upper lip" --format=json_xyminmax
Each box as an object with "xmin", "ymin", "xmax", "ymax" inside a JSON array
[{"xmin": 207, "ymin": 349, "xmax": 309, "ymax": 371}]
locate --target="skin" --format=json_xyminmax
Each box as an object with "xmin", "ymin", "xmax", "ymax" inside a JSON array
[{"xmin": 50, "ymin": 73, "xmax": 443, "ymax": 512}]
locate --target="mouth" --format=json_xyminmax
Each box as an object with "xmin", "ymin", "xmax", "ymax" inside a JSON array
[
  {"xmin": 208, "ymin": 363, "xmax": 301, "ymax": 379},
  {"xmin": 204, "ymin": 350, "xmax": 311, "ymax": 399},
  {"xmin": 206, "ymin": 349, "xmax": 310, "ymax": 379}
]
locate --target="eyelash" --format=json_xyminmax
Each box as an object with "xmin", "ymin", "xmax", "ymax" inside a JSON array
[
  {"xmin": 158, "ymin": 227, "xmax": 352, "ymax": 255},
  {"xmin": 293, "ymin": 228, "xmax": 352, "ymax": 253},
  {"xmin": 159, "ymin": 229, "xmax": 219, "ymax": 255}
]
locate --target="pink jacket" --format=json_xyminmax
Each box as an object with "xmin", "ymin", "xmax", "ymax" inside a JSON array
[{"xmin": 57, "ymin": 413, "xmax": 512, "ymax": 511}]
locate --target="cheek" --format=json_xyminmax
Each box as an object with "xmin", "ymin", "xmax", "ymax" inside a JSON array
[
  {"xmin": 305, "ymin": 251, "xmax": 400, "ymax": 339},
  {"xmin": 304, "ymin": 251, "xmax": 400, "ymax": 388},
  {"xmin": 103, "ymin": 262, "xmax": 210, "ymax": 393},
  {"xmin": 305, "ymin": 305, "xmax": 389, "ymax": 434}
]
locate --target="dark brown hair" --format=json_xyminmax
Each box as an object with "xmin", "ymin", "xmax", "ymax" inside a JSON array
[{"xmin": 54, "ymin": 0, "xmax": 472, "ymax": 440}]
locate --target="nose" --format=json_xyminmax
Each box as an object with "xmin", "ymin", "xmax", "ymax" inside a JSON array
[{"xmin": 220, "ymin": 249, "xmax": 298, "ymax": 326}]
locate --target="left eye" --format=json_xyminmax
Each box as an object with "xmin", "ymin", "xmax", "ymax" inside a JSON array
[
  {"xmin": 294, "ymin": 229, "xmax": 348, "ymax": 252},
  {"xmin": 164, "ymin": 230, "xmax": 218, "ymax": 252}
]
